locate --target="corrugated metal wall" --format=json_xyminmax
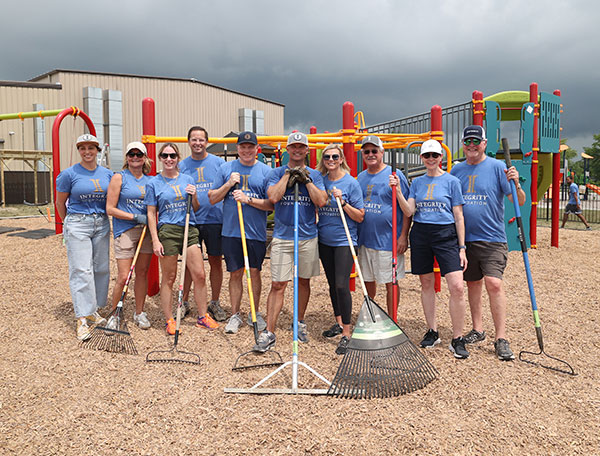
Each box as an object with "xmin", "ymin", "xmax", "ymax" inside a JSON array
[{"xmin": 2, "ymin": 70, "xmax": 284, "ymax": 172}]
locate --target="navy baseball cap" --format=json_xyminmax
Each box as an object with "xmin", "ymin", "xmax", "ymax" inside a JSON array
[
  {"xmin": 237, "ymin": 131, "xmax": 258, "ymax": 145},
  {"xmin": 461, "ymin": 125, "xmax": 487, "ymax": 141}
]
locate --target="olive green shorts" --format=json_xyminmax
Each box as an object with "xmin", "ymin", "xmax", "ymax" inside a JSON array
[{"xmin": 158, "ymin": 223, "xmax": 201, "ymax": 256}]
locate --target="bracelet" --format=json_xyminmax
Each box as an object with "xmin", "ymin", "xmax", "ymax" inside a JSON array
[
  {"xmin": 458, "ymin": 245, "xmax": 466, "ymax": 249},
  {"xmin": 341, "ymin": 200, "xmax": 347, "ymax": 208}
]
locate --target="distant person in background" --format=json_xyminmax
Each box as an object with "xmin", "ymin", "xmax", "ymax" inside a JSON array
[
  {"xmin": 450, "ymin": 125, "xmax": 526, "ymax": 361},
  {"xmin": 56, "ymin": 134, "xmax": 113, "ymax": 341},
  {"xmin": 316, "ymin": 144, "xmax": 364, "ymax": 355},
  {"xmin": 106, "ymin": 141, "xmax": 153, "ymax": 330},
  {"xmin": 356, "ymin": 135, "xmax": 410, "ymax": 320},
  {"xmin": 179, "ymin": 126, "xmax": 227, "ymax": 322},
  {"xmin": 561, "ymin": 175, "xmax": 591, "ymax": 230},
  {"xmin": 208, "ymin": 131, "xmax": 273, "ymax": 334}
]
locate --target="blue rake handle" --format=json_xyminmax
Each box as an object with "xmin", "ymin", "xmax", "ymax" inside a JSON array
[{"xmin": 501, "ymin": 138, "xmax": 574, "ymax": 375}]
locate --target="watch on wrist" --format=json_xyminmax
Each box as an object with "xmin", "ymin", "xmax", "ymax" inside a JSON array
[
  {"xmin": 341, "ymin": 200, "xmax": 347, "ymax": 208},
  {"xmin": 247, "ymin": 196, "xmax": 253, "ymax": 204},
  {"xmin": 459, "ymin": 245, "xmax": 466, "ymax": 249}
]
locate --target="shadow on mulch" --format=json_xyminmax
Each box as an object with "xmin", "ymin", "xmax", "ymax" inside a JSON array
[{"xmin": 7, "ymin": 228, "xmax": 55, "ymax": 239}]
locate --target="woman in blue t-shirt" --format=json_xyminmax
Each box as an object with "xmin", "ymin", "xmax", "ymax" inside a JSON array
[
  {"xmin": 56, "ymin": 134, "xmax": 113, "ymax": 341},
  {"xmin": 145, "ymin": 143, "xmax": 219, "ymax": 335},
  {"xmin": 395, "ymin": 139, "xmax": 470, "ymax": 359},
  {"xmin": 106, "ymin": 142, "xmax": 154, "ymax": 330},
  {"xmin": 316, "ymin": 144, "xmax": 365, "ymax": 355}
]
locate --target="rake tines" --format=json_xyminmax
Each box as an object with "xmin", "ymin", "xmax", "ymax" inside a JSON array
[
  {"xmin": 231, "ymin": 349, "xmax": 284, "ymax": 371},
  {"xmin": 82, "ymin": 315, "xmax": 138, "ymax": 356},
  {"xmin": 328, "ymin": 340, "xmax": 438, "ymax": 399}
]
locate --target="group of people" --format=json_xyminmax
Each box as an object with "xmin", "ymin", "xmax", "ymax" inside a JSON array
[{"xmin": 57, "ymin": 124, "xmax": 525, "ymax": 361}]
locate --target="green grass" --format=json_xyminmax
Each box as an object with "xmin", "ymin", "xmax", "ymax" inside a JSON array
[{"xmin": 0, "ymin": 204, "xmax": 53, "ymax": 218}]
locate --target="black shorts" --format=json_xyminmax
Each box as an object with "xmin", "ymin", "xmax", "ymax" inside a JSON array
[
  {"xmin": 222, "ymin": 236, "xmax": 267, "ymax": 272},
  {"xmin": 463, "ymin": 241, "xmax": 508, "ymax": 281},
  {"xmin": 409, "ymin": 222, "xmax": 462, "ymax": 276},
  {"xmin": 564, "ymin": 203, "xmax": 582, "ymax": 215},
  {"xmin": 195, "ymin": 224, "xmax": 222, "ymax": 256}
]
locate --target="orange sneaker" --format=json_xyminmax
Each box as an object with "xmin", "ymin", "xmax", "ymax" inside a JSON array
[
  {"xmin": 165, "ymin": 318, "xmax": 177, "ymax": 335},
  {"xmin": 196, "ymin": 313, "xmax": 219, "ymax": 330}
]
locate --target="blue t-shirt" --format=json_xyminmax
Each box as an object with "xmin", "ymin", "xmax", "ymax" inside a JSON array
[
  {"xmin": 267, "ymin": 166, "xmax": 326, "ymax": 240},
  {"xmin": 179, "ymin": 154, "xmax": 225, "ymax": 224},
  {"xmin": 213, "ymin": 160, "xmax": 271, "ymax": 242},
  {"xmin": 409, "ymin": 173, "xmax": 464, "ymax": 225},
  {"xmin": 450, "ymin": 157, "xmax": 512, "ymax": 243},
  {"xmin": 112, "ymin": 169, "xmax": 152, "ymax": 238},
  {"xmin": 56, "ymin": 163, "xmax": 113, "ymax": 215},
  {"xmin": 318, "ymin": 173, "xmax": 364, "ymax": 247},
  {"xmin": 357, "ymin": 166, "xmax": 409, "ymax": 251},
  {"xmin": 568, "ymin": 182, "xmax": 579, "ymax": 205},
  {"xmin": 145, "ymin": 173, "xmax": 197, "ymax": 228}
]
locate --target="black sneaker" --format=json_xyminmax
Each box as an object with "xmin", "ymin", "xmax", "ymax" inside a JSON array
[
  {"xmin": 464, "ymin": 329, "xmax": 486, "ymax": 344},
  {"xmin": 322, "ymin": 323, "xmax": 343, "ymax": 338},
  {"xmin": 208, "ymin": 300, "xmax": 227, "ymax": 322},
  {"xmin": 335, "ymin": 336, "xmax": 350, "ymax": 355},
  {"xmin": 449, "ymin": 337, "xmax": 470, "ymax": 359},
  {"xmin": 494, "ymin": 338, "xmax": 515, "ymax": 361},
  {"xmin": 253, "ymin": 331, "xmax": 276, "ymax": 353},
  {"xmin": 419, "ymin": 329, "xmax": 441, "ymax": 348}
]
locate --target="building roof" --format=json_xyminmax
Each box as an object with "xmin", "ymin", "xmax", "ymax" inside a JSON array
[
  {"xmin": 29, "ymin": 69, "xmax": 284, "ymax": 107},
  {"xmin": 0, "ymin": 80, "xmax": 62, "ymax": 89}
]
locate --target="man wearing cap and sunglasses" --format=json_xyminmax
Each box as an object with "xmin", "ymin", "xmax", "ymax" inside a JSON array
[
  {"xmin": 208, "ymin": 131, "xmax": 274, "ymax": 334},
  {"xmin": 253, "ymin": 132, "xmax": 327, "ymax": 352},
  {"xmin": 450, "ymin": 125, "xmax": 526, "ymax": 361},
  {"xmin": 356, "ymin": 135, "xmax": 411, "ymax": 319}
]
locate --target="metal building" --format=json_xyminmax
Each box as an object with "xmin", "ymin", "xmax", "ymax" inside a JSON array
[{"xmin": 0, "ymin": 69, "xmax": 284, "ymax": 203}]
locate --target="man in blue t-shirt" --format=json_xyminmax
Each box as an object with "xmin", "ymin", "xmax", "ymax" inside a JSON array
[
  {"xmin": 561, "ymin": 175, "xmax": 591, "ymax": 230},
  {"xmin": 450, "ymin": 125, "xmax": 526, "ymax": 361},
  {"xmin": 356, "ymin": 135, "xmax": 410, "ymax": 319},
  {"xmin": 208, "ymin": 131, "xmax": 274, "ymax": 334},
  {"xmin": 253, "ymin": 132, "xmax": 327, "ymax": 352},
  {"xmin": 179, "ymin": 126, "xmax": 227, "ymax": 322}
]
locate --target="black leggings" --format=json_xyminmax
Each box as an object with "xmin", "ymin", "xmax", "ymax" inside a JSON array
[{"xmin": 318, "ymin": 243, "xmax": 354, "ymax": 325}]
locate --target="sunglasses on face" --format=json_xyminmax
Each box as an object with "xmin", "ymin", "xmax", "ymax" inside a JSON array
[
  {"xmin": 463, "ymin": 138, "xmax": 481, "ymax": 145},
  {"xmin": 159, "ymin": 153, "xmax": 178, "ymax": 159},
  {"xmin": 362, "ymin": 149, "xmax": 380, "ymax": 155},
  {"xmin": 127, "ymin": 151, "xmax": 144, "ymax": 158},
  {"xmin": 422, "ymin": 152, "xmax": 441, "ymax": 159},
  {"xmin": 323, "ymin": 154, "xmax": 340, "ymax": 161}
]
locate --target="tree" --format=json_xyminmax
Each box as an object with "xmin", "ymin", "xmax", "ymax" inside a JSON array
[{"xmin": 583, "ymin": 133, "xmax": 600, "ymax": 184}]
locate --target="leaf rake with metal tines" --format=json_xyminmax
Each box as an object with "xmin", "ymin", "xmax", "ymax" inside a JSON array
[
  {"xmin": 327, "ymin": 194, "xmax": 438, "ymax": 399},
  {"xmin": 82, "ymin": 226, "xmax": 148, "ymax": 356}
]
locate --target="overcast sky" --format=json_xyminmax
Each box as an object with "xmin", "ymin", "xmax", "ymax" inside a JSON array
[{"xmin": 2, "ymin": 0, "xmax": 599, "ymax": 155}]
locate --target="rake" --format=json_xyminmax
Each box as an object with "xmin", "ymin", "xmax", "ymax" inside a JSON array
[
  {"xmin": 501, "ymin": 138, "xmax": 575, "ymax": 375},
  {"xmin": 232, "ymin": 185, "xmax": 283, "ymax": 371},
  {"xmin": 82, "ymin": 226, "xmax": 148, "ymax": 355},
  {"xmin": 327, "ymin": 194, "xmax": 438, "ymax": 398},
  {"xmin": 146, "ymin": 194, "xmax": 200, "ymax": 365}
]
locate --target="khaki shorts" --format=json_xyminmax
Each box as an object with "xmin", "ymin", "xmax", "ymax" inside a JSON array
[
  {"xmin": 114, "ymin": 225, "xmax": 153, "ymax": 260},
  {"xmin": 158, "ymin": 224, "xmax": 201, "ymax": 256},
  {"xmin": 270, "ymin": 237, "xmax": 320, "ymax": 282},
  {"xmin": 358, "ymin": 245, "xmax": 405, "ymax": 284}
]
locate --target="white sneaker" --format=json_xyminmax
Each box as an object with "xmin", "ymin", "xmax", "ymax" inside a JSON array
[
  {"xmin": 247, "ymin": 312, "xmax": 267, "ymax": 332},
  {"xmin": 225, "ymin": 313, "xmax": 244, "ymax": 334},
  {"xmin": 134, "ymin": 312, "xmax": 151, "ymax": 329},
  {"xmin": 77, "ymin": 318, "xmax": 91, "ymax": 341},
  {"xmin": 86, "ymin": 311, "xmax": 107, "ymax": 326}
]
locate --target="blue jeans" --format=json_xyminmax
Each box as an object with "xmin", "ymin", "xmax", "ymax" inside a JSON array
[{"xmin": 63, "ymin": 213, "xmax": 111, "ymax": 318}]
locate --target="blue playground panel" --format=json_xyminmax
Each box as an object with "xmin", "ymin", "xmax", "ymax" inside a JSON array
[{"xmin": 503, "ymin": 159, "xmax": 531, "ymax": 251}]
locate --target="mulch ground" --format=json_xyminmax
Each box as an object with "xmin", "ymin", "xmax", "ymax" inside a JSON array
[{"xmin": 0, "ymin": 218, "xmax": 598, "ymax": 455}]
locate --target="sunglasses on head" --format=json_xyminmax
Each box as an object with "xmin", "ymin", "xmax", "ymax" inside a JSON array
[
  {"xmin": 463, "ymin": 138, "xmax": 481, "ymax": 145},
  {"xmin": 159, "ymin": 153, "xmax": 178, "ymax": 159},
  {"xmin": 127, "ymin": 151, "xmax": 144, "ymax": 158},
  {"xmin": 323, "ymin": 154, "xmax": 340, "ymax": 161},
  {"xmin": 422, "ymin": 152, "xmax": 441, "ymax": 159},
  {"xmin": 362, "ymin": 149, "xmax": 380, "ymax": 155}
]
